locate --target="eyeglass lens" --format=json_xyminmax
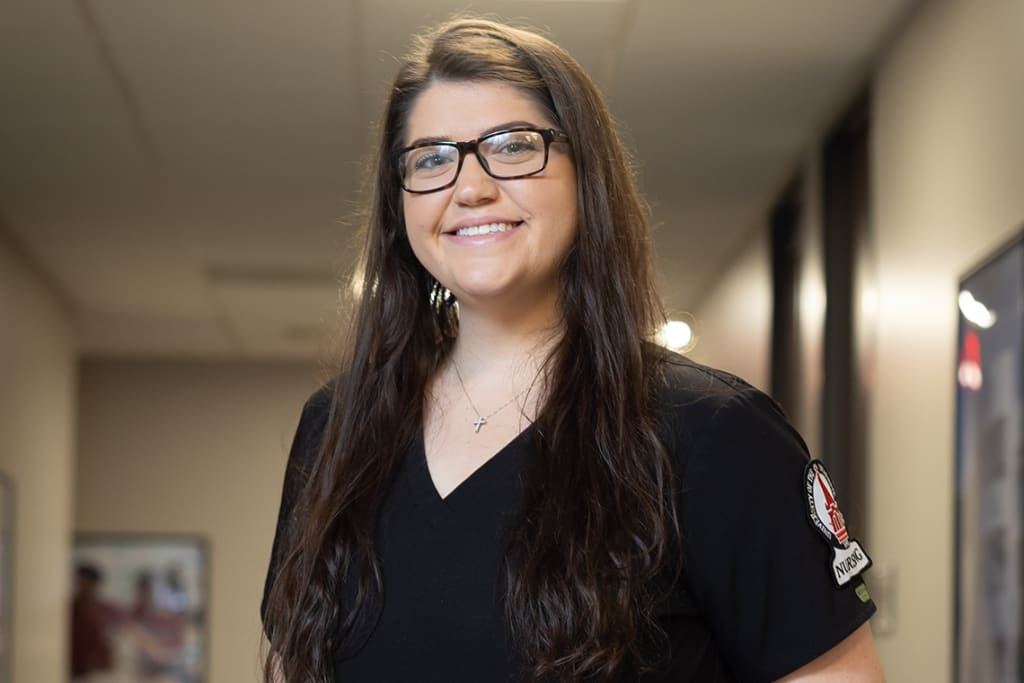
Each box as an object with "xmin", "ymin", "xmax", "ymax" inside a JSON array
[{"xmin": 400, "ymin": 130, "xmax": 549, "ymax": 192}]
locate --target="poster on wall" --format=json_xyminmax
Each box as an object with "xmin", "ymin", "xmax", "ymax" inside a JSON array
[
  {"xmin": 954, "ymin": 228, "xmax": 1024, "ymax": 683},
  {"xmin": 71, "ymin": 534, "xmax": 208, "ymax": 683},
  {"xmin": 0, "ymin": 472, "xmax": 13, "ymax": 683}
]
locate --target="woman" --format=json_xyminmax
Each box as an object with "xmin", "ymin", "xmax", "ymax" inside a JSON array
[{"xmin": 261, "ymin": 18, "xmax": 884, "ymax": 683}]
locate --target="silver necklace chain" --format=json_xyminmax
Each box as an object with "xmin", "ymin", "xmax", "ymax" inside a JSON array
[{"xmin": 452, "ymin": 361, "xmax": 530, "ymax": 433}]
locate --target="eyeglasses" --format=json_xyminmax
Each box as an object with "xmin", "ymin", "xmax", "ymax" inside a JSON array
[{"xmin": 395, "ymin": 127, "xmax": 570, "ymax": 194}]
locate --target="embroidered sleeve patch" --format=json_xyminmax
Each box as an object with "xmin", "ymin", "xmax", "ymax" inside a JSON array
[{"xmin": 803, "ymin": 459, "xmax": 872, "ymax": 587}]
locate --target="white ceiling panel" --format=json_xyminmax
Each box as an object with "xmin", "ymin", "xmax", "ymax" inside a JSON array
[
  {"xmin": 0, "ymin": 0, "xmax": 920, "ymax": 359},
  {"xmin": 0, "ymin": 2, "xmax": 151, "ymax": 235},
  {"xmin": 210, "ymin": 275, "xmax": 341, "ymax": 359},
  {"xmin": 89, "ymin": 1, "xmax": 361, "ymax": 178}
]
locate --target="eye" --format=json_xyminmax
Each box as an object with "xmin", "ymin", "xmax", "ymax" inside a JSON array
[
  {"xmin": 406, "ymin": 146, "xmax": 458, "ymax": 177},
  {"xmin": 485, "ymin": 132, "xmax": 542, "ymax": 159},
  {"xmin": 413, "ymin": 149, "xmax": 454, "ymax": 170}
]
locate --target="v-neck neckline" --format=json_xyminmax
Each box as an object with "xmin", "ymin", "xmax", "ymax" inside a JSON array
[{"xmin": 408, "ymin": 424, "xmax": 533, "ymax": 511}]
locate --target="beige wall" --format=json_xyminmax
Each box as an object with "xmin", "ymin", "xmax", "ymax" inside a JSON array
[
  {"xmin": 688, "ymin": 223, "xmax": 772, "ymax": 393},
  {"xmin": 690, "ymin": 0, "xmax": 1024, "ymax": 680},
  {"xmin": 869, "ymin": 0, "xmax": 1023, "ymax": 680},
  {"xmin": 75, "ymin": 360, "xmax": 321, "ymax": 683},
  {"xmin": 0, "ymin": 232, "xmax": 77, "ymax": 682}
]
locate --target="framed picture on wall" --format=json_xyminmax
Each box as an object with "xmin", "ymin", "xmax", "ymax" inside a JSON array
[
  {"xmin": 954, "ymin": 228, "xmax": 1024, "ymax": 683},
  {"xmin": 71, "ymin": 534, "xmax": 209, "ymax": 683},
  {"xmin": 0, "ymin": 471, "xmax": 13, "ymax": 683}
]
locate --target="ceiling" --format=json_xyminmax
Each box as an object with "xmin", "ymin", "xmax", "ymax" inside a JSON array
[{"xmin": 0, "ymin": 0, "xmax": 919, "ymax": 359}]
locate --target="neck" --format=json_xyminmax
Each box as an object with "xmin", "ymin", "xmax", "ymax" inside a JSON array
[{"xmin": 451, "ymin": 292, "xmax": 562, "ymax": 379}]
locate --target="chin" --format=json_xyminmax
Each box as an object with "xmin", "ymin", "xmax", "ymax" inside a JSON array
[
  {"xmin": 447, "ymin": 273, "xmax": 515, "ymax": 299},
  {"xmin": 451, "ymin": 285, "xmax": 511, "ymax": 303}
]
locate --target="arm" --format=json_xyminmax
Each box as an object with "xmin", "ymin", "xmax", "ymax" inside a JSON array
[
  {"xmin": 673, "ymin": 384, "xmax": 879, "ymax": 681},
  {"xmin": 774, "ymin": 623, "xmax": 885, "ymax": 682},
  {"xmin": 262, "ymin": 387, "xmax": 332, "ymax": 683}
]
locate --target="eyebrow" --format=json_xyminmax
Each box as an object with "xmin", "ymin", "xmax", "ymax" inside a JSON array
[{"xmin": 406, "ymin": 120, "xmax": 545, "ymax": 148}]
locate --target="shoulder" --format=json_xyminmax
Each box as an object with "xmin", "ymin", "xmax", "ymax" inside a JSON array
[
  {"xmin": 650, "ymin": 350, "xmax": 811, "ymax": 506},
  {"xmin": 286, "ymin": 381, "xmax": 336, "ymax": 474},
  {"xmin": 299, "ymin": 381, "xmax": 333, "ymax": 426},
  {"xmin": 650, "ymin": 351, "xmax": 805, "ymax": 464},
  {"xmin": 653, "ymin": 350, "xmax": 761, "ymax": 406},
  {"xmin": 297, "ymin": 381, "xmax": 334, "ymax": 440}
]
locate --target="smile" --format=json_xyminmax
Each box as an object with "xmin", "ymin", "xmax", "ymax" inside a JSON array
[{"xmin": 454, "ymin": 222, "xmax": 522, "ymax": 237}]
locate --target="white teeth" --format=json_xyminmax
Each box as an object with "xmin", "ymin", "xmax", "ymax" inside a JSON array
[{"xmin": 454, "ymin": 222, "xmax": 517, "ymax": 236}]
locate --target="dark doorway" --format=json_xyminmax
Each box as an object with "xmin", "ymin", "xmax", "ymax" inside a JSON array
[
  {"xmin": 770, "ymin": 178, "xmax": 803, "ymax": 421},
  {"xmin": 821, "ymin": 90, "xmax": 874, "ymax": 536}
]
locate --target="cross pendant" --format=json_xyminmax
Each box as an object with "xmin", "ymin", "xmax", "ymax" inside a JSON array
[{"xmin": 472, "ymin": 416, "xmax": 487, "ymax": 433}]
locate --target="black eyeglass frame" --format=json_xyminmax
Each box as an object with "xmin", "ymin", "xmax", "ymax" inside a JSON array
[{"xmin": 395, "ymin": 127, "xmax": 571, "ymax": 194}]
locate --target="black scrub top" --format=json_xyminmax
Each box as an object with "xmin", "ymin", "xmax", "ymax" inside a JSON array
[{"xmin": 262, "ymin": 354, "xmax": 876, "ymax": 682}]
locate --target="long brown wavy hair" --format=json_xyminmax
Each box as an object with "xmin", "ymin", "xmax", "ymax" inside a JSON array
[{"xmin": 262, "ymin": 17, "xmax": 677, "ymax": 683}]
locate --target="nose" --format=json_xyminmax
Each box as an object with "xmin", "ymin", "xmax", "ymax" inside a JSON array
[{"xmin": 453, "ymin": 151, "xmax": 499, "ymax": 206}]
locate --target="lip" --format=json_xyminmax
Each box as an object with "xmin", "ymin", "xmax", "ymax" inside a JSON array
[{"xmin": 444, "ymin": 216, "xmax": 524, "ymax": 235}]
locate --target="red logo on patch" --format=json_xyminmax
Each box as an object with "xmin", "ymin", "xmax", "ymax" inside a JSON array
[
  {"xmin": 815, "ymin": 467, "xmax": 848, "ymax": 545},
  {"xmin": 804, "ymin": 460, "xmax": 850, "ymax": 549}
]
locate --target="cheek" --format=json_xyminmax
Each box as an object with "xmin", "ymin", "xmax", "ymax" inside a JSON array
[
  {"xmin": 548, "ymin": 179, "xmax": 579, "ymax": 244},
  {"xmin": 400, "ymin": 196, "xmax": 416, "ymax": 234},
  {"xmin": 402, "ymin": 195, "xmax": 444, "ymax": 238},
  {"xmin": 550, "ymin": 165, "xmax": 579, "ymax": 227},
  {"xmin": 400, "ymin": 197, "xmax": 444, "ymax": 273}
]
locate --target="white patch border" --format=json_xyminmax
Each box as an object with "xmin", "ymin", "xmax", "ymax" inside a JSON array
[{"xmin": 803, "ymin": 459, "xmax": 873, "ymax": 588}]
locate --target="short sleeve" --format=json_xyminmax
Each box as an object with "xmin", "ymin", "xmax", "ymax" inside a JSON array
[
  {"xmin": 677, "ymin": 387, "xmax": 876, "ymax": 682},
  {"xmin": 260, "ymin": 386, "xmax": 332, "ymax": 630}
]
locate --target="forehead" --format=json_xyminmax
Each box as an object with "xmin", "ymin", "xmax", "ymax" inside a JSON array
[{"xmin": 404, "ymin": 80, "xmax": 552, "ymax": 144}]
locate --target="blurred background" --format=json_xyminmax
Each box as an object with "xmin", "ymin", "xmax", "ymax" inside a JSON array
[{"xmin": 1, "ymin": 0, "xmax": 1022, "ymax": 681}]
